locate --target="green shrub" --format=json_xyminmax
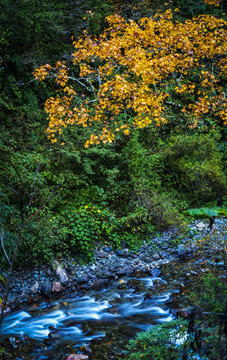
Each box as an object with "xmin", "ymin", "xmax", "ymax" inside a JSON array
[
  {"xmin": 158, "ymin": 134, "xmax": 226, "ymax": 205},
  {"xmin": 124, "ymin": 319, "xmax": 192, "ymax": 360}
]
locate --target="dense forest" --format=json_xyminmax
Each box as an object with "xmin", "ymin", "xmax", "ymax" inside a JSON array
[
  {"xmin": 0, "ymin": 0, "xmax": 226, "ymax": 267},
  {"xmin": 0, "ymin": 0, "xmax": 227, "ymax": 359}
]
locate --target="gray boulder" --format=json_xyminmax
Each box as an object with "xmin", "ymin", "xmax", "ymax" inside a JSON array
[
  {"xmin": 177, "ymin": 244, "xmax": 187, "ymax": 260},
  {"xmin": 40, "ymin": 279, "xmax": 52, "ymax": 297},
  {"xmin": 52, "ymin": 261, "xmax": 69, "ymax": 284}
]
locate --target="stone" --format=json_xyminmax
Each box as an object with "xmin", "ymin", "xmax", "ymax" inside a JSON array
[
  {"xmin": 115, "ymin": 249, "xmax": 129, "ymax": 257},
  {"xmin": 30, "ymin": 282, "xmax": 39, "ymax": 294},
  {"xmin": 152, "ymin": 253, "xmax": 160, "ymax": 260},
  {"xmin": 80, "ymin": 345, "xmax": 92, "ymax": 354},
  {"xmin": 151, "ymin": 268, "xmax": 161, "ymax": 277},
  {"xmin": 197, "ymin": 221, "xmax": 206, "ymax": 229},
  {"xmin": 177, "ymin": 244, "xmax": 187, "ymax": 259},
  {"xmin": 160, "ymin": 251, "xmax": 170, "ymax": 259},
  {"xmin": 65, "ymin": 355, "xmax": 88, "ymax": 360},
  {"xmin": 52, "ymin": 281, "xmax": 62, "ymax": 293},
  {"xmin": 97, "ymin": 250, "xmax": 106, "ymax": 258},
  {"xmin": 190, "ymin": 271, "xmax": 198, "ymax": 276},
  {"xmin": 10, "ymin": 337, "xmax": 17, "ymax": 348},
  {"xmin": 52, "ymin": 261, "xmax": 69, "ymax": 284},
  {"xmin": 116, "ymin": 269, "xmax": 126, "ymax": 276},
  {"xmin": 40, "ymin": 279, "xmax": 52, "ymax": 297},
  {"xmin": 90, "ymin": 264, "xmax": 96, "ymax": 271}
]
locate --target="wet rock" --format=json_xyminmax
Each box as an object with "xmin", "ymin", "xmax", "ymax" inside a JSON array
[
  {"xmin": 52, "ymin": 261, "xmax": 69, "ymax": 284},
  {"xmin": 152, "ymin": 253, "xmax": 160, "ymax": 260},
  {"xmin": 10, "ymin": 337, "xmax": 17, "ymax": 348},
  {"xmin": 160, "ymin": 251, "xmax": 170, "ymax": 259},
  {"xmin": 177, "ymin": 244, "xmax": 187, "ymax": 259},
  {"xmin": 100, "ymin": 271, "xmax": 113, "ymax": 279},
  {"xmin": 90, "ymin": 264, "xmax": 96, "ymax": 271},
  {"xmin": 30, "ymin": 282, "xmax": 39, "ymax": 294},
  {"xmin": 197, "ymin": 221, "xmax": 206, "ymax": 230},
  {"xmin": 0, "ymin": 304, "xmax": 11, "ymax": 314},
  {"xmin": 115, "ymin": 249, "xmax": 129, "ymax": 257},
  {"xmin": 40, "ymin": 279, "xmax": 52, "ymax": 297},
  {"xmin": 190, "ymin": 270, "xmax": 198, "ymax": 276},
  {"xmin": 65, "ymin": 354, "xmax": 89, "ymax": 360},
  {"xmin": 151, "ymin": 268, "xmax": 161, "ymax": 277},
  {"xmin": 52, "ymin": 281, "xmax": 62, "ymax": 293},
  {"xmin": 144, "ymin": 292, "xmax": 153, "ymax": 299},
  {"xmin": 116, "ymin": 269, "xmax": 126, "ymax": 276},
  {"xmin": 97, "ymin": 250, "xmax": 106, "ymax": 258},
  {"xmin": 77, "ymin": 276, "xmax": 89, "ymax": 284},
  {"xmin": 80, "ymin": 345, "xmax": 92, "ymax": 354}
]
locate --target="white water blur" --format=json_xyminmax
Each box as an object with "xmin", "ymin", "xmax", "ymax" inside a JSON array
[{"xmin": 1, "ymin": 276, "xmax": 177, "ymax": 342}]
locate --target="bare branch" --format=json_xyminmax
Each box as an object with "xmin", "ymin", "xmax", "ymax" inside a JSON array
[
  {"xmin": 0, "ymin": 227, "xmax": 11, "ymax": 266},
  {"xmin": 86, "ymin": 78, "xmax": 97, "ymax": 97},
  {"xmin": 26, "ymin": 192, "xmax": 32, "ymax": 199},
  {"xmin": 6, "ymin": 184, "xmax": 19, "ymax": 195},
  {"xmin": 15, "ymin": 79, "xmax": 36, "ymax": 86}
]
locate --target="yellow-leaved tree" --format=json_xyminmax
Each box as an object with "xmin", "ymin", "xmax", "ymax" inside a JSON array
[{"xmin": 34, "ymin": 9, "xmax": 227, "ymax": 147}]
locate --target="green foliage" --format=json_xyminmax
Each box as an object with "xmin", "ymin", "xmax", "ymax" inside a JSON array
[
  {"xmin": 52, "ymin": 189, "xmax": 147, "ymax": 258},
  {"xmin": 124, "ymin": 319, "xmax": 192, "ymax": 360},
  {"xmin": 170, "ymin": 0, "xmax": 224, "ymax": 19},
  {"xmin": 184, "ymin": 207, "xmax": 227, "ymax": 219},
  {"xmin": 158, "ymin": 133, "xmax": 226, "ymax": 205},
  {"xmin": 191, "ymin": 273, "xmax": 227, "ymax": 315}
]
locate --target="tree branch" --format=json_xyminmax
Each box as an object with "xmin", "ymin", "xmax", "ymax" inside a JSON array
[{"xmin": 0, "ymin": 227, "xmax": 11, "ymax": 266}]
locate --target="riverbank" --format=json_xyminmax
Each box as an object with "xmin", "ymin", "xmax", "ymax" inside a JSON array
[{"xmin": 0, "ymin": 218, "xmax": 226, "ymax": 314}]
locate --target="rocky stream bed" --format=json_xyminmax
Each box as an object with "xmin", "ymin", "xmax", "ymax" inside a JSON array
[{"xmin": 0, "ymin": 219, "xmax": 226, "ymax": 359}]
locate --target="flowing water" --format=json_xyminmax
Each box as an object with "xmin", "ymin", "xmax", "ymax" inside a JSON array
[{"xmin": 1, "ymin": 266, "xmax": 195, "ymax": 359}]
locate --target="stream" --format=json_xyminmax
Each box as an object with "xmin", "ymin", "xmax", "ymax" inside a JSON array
[{"xmin": 1, "ymin": 262, "xmax": 196, "ymax": 360}]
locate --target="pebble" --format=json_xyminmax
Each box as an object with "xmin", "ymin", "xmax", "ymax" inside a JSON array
[{"xmin": 1, "ymin": 218, "xmax": 226, "ymax": 310}]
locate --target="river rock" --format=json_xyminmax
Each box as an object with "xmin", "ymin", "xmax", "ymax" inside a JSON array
[
  {"xmin": 30, "ymin": 282, "xmax": 39, "ymax": 294},
  {"xmin": 40, "ymin": 279, "xmax": 52, "ymax": 297},
  {"xmin": 52, "ymin": 261, "xmax": 69, "ymax": 284},
  {"xmin": 177, "ymin": 244, "xmax": 187, "ymax": 259},
  {"xmin": 151, "ymin": 268, "xmax": 161, "ymax": 277},
  {"xmin": 80, "ymin": 345, "xmax": 92, "ymax": 354},
  {"xmin": 115, "ymin": 249, "xmax": 129, "ymax": 257},
  {"xmin": 65, "ymin": 355, "xmax": 89, "ymax": 360},
  {"xmin": 160, "ymin": 251, "xmax": 170, "ymax": 259},
  {"xmin": 152, "ymin": 253, "xmax": 160, "ymax": 260},
  {"xmin": 97, "ymin": 250, "xmax": 106, "ymax": 258},
  {"xmin": 197, "ymin": 221, "xmax": 206, "ymax": 229},
  {"xmin": 52, "ymin": 281, "xmax": 62, "ymax": 293}
]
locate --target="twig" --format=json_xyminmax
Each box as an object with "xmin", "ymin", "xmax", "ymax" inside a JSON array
[
  {"xmin": 0, "ymin": 227, "xmax": 11, "ymax": 266},
  {"xmin": 6, "ymin": 184, "xmax": 19, "ymax": 195}
]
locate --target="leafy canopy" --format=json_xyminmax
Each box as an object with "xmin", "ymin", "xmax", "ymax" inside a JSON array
[{"xmin": 34, "ymin": 9, "xmax": 227, "ymax": 147}]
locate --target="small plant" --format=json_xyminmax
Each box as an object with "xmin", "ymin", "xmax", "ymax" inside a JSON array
[{"xmin": 123, "ymin": 319, "xmax": 193, "ymax": 360}]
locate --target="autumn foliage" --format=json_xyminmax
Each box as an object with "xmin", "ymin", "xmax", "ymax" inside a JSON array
[{"xmin": 34, "ymin": 9, "xmax": 227, "ymax": 147}]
